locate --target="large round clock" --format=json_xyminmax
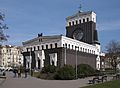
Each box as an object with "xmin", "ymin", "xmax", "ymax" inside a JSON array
[{"xmin": 73, "ymin": 29, "xmax": 84, "ymax": 41}]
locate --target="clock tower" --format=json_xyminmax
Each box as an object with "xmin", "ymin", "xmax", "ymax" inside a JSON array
[{"xmin": 66, "ymin": 11, "xmax": 100, "ymax": 44}]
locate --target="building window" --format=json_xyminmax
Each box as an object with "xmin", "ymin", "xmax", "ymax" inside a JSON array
[
  {"xmin": 55, "ymin": 43, "xmax": 57, "ymax": 48},
  {"xmin": 93, "ymin": 18, "xmax": 94, "ymax": 22},
  {"xmin": 37, "ymin": 46, "xmax": 40, "ymax": 50},
  {"xmin": 26, "ymin": 48, "xmax": 29, "ymax": 52},
  {"xmin": 42, "ymin": 45, "xmax": 44, "ymax": 50},
  {"xmin": 75, "ymin": 46, "xmax": 77, "ymax": 50},
  {"xmin": 39, "ymin": 39, "xmax": 42, "ymax": 42},
  {"xmin": 83, "ymin": 19, "xmax": 85, "ymax": 22},
  {"xmin": 50, "ymin": 44, "xmax": 53, "ymax": 49},
  {"xmin": 72, "ymin": 45, "xmax": 73, "ymax": 49},
  {"xmin": 72, "ymin": 21, "xmax": 74, "ymax": 25},
  {"xmin": 68, "ymin": 44, "xmax": 70, "ymax": 49},
  {"xmin": 87, "ymin": 18, "xmax": 89, "ymax": 22},
  {"xmin": 34, "ymin": 46, "xmax": 36, "ymax": 51},
  {"xmin": 80, "ymin": 47, "xmax": 82, "ymax": 51},
  {"xmin": 76, "ymin": 20, "xmax": 78, "ymax": 25},
  {"xmin": 65, "ymin": 43, "xmax": 67, "ymax": 48},
  {"xmin": 83, "ymin": 48, "xmax": 84, "ymax": 52},
  {"xmin": 30, "ymin": 47, "xmax": 32, "ymax": 51},
  {"xmin": 46, "ymin": 45, "xmax": 48, "ymax": 49},
  {"xmin": 90, "ymin": 50, "xmax": 91, "ymax": 53},
  {"xmin": 79, "ymin": 19, "xmax": 81, "ymax": 23},
  {"xmin": 63, "ymin": 44, "xmax": 64, "ymax": 47},
  {"xmin": 69, "ymin": 22, "xmax": 71, "ymax": 26}
]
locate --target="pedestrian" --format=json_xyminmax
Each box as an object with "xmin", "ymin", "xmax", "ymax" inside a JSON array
[
  {"xmin": 18, "ymin": 69, "xmax": 21, "ymax": 78},
  {"xmin": 24, "ymin": 68, "xmax": 28, "ymax": 78},
  {"xmin": 13, "ymin": 68, "xmax": 17, "ymax": 77}
]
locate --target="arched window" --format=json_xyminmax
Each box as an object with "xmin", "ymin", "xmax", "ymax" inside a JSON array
[
  {"xmin": 46, "ymin": 45, "xmax": 48, "ymax": 49},
  {"xmin": 69, "ymin": 22, "xmax": 71, "ymax": 26},
  {"xmin": 55, "ymin": 43, "xmax": 57, "ymax": 48},
  {"xmin": 83, "ymin": 19, "xmax": 85, "ymax": 22},
  {"xmin": 76, "ymin": 20, "xmax": 78, "ymax": 25},
  {"xmin": 87, "ymin": 18, "xmax": 89, "ymax": 22},
  {"xmin": 42, "ymin": 45, "xmax": 44, "ymax": 50},
  {"xmin": 72, "ymin": 21, "xmax": 74, "ymax": 25},
  {"xmin": 79, "ymin": 19, "xmax": 81, "ymax": 23},
  {"xmin": 50, "ymin": 44, "xmax": 53, "ymax": 49}
]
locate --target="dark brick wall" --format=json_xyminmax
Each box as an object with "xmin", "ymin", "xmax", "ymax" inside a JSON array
[
  {"xmin": 22, "ymin": 48, "xmax": 97, "ymax": 69},
  {"xmin": 44, "ymin": 48, "xmax": 97, "ymax": 69},
  {"xmin": 66, "ymin": 21, "xmax": 96, "ymax": 44},
  {"xmin": 65, "ymin": 48, "xmax": 97, "ymax": 69}
]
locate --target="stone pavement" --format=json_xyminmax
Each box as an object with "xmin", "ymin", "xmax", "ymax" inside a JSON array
[{"xmin": 0, "ymin": 72, "xmax": 91, "ymax": 88}]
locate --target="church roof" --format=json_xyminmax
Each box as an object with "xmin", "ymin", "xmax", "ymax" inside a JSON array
[{"xmin": 66, "ymin": 11, "xmax": 95, "ymax": 20}]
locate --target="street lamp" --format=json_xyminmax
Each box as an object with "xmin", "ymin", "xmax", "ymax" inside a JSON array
[
  {"xmin": 29, "ymin": 48, "xmax": 32, "ymax": 76},
  {"xmin": 64, "ymin": 47, "xmax": 66, "ymax": 65},
  {"xmin": 75, "ymin": 47, "xmax": 78, "ymax": 79}
]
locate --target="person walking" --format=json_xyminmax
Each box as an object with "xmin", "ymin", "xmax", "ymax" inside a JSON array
[
  {"xmin": 13, "ymin": 68, "xmax": 18, "ymax": 77},
  {"xmin": 18, "ymin": 68, "xmax": 21, "ymax": 78},
  {"xmin": 24, "ymin": 68, "xmax": 28, "ymax": 78}
]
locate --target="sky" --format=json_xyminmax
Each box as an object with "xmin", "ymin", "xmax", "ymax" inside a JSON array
[{"xmin": 0, "ymin": 0, "xmax": 120, "ymax": 52}]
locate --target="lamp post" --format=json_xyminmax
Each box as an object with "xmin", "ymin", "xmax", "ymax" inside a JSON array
[
  {"xmin": 75, "ymin": 47, "xmax": 78, "ymax": 79},
  {"xmin": 29, "ymin": 48, "xmax": 32, "ymax": 76},
  {"xmin": 64, "ymin": 47, "xmax": 66, "ymax": 65}
]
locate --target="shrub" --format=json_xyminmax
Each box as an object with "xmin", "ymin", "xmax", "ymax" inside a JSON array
[
  {"xmin": 77, "ymin": 64, "xmax": 95, "ymax": 78},
  {"xmin": 54, "ymin": 65, "xmax": 75, "ymax": 80},
  {"xmin": 41, "ymin": 65, "xmax": 57, "ymax": 73}
]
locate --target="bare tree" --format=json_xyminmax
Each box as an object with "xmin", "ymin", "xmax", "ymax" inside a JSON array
[
  {"xmin": 105, "ymin": 40, "xmax": 120, "ymax": 72},
  {"xmin": 0, "ymin": 11, "xmax": 9, "ymax": 43}
]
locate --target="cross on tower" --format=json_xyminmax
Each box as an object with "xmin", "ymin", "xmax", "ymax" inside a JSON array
[{"xmin": 78, "ymin": 3, "xmax": 82, "ymax": 12}]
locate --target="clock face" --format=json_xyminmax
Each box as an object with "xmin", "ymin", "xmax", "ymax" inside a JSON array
[{"xmin": 73, "ymin": 29, "xmax": 83, "ymax": 41}]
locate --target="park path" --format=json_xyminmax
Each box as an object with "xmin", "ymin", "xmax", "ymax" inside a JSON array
[{"xmin": 0, "ymin": 72, "xmax": 90, "ymax": 88}]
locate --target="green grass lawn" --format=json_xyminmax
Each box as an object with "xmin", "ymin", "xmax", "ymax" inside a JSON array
[{"xmin": 81, "ymin": 79, "xmax": 120, "ymax": 88}]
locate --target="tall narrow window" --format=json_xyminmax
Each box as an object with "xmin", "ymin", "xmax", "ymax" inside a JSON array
[
  {"xmin": 63, "ymin": 44, "xmax": 64, "ymax": 47},
  {"xmin": 65, "ymin": 43, "xmax": 67, "ymax": 48},
  {"xmin": 30, "ymin": 47, "xmax": 32, "ymax": 51},
  {"xmin": 68, "ymin": 44, "xmax": 70, "ymax": 49},
  {"xmin": 26, "ymin": 48, "xmax": 29, "ymax": 52},
  {"xmin": 46, "ymin": 45, "xmax": 48, "ymax": 49},
  {"xmin": 76, "ymin": 20, "xmax": 78, "ymax": 25},
  {"xmin": 37, "ymin": 46, "xmax": 40, "ymax": 50},
  {"xmin": 50, "ymin": 44, "xmax": 53, "ymax": 49},
  {"xmin": 69, "ymin": 22, "xmax": 71, "ymax": 26},
  {"xmin": 87, "ymin": 18, "xmax": 89, "ymax": 22},
  {"xmin": 79, "ymin": 19, "xmax": 81, "ymax": 23},
  {"xmin": 72, "ymin": 21, "xmax": 74, "ymax": 25},
  {"xmin": 72, "ymin": 45, "xmax": 73, "ymax": 49},
  {"xmin": 55, "ymin": 43, "xmax": 57, "ymax": 48},
  {"xmin": 34, "ymin": 46, "xmax": 36, "ymax": 51},
  {"xmin": 83, "ymin": 19, "xmax": 85, "ymax": 22},
  {"xmin": 42, "ymin": 45, "xmax": 44, "ymax": 50}
]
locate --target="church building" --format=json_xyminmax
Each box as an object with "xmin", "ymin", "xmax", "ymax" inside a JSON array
[{"xmin": 22, "ymin": 10, "xmax": 104, "ymax": 70}]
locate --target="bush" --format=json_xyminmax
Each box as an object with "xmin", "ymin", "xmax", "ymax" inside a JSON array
[
  {"xmin": 54, "ymin": 65, "xmax": 75, "ymax": 80},
  {"xmin": 41, "ymin": 65, "xmax": 57, "ymax": 73},
  {"xmin": 77, "ymin": 64, "xmax": 95, "ymax": 78}
]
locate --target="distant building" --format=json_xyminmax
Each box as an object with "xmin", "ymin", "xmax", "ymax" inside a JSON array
[
  {"xmin": 0, "ymin": 45, "xmax": 23, "ymax": 67},
  {"xmin": 22, "ymin": 10, "xmax": 104, "ymax": 70}
]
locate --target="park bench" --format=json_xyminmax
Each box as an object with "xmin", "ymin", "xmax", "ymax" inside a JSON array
[
  {"xmin": 112, "ymin": 74, "xmax": 120, "ymax": 80},
  {"xmin": 97, "ymin": 76, "xmax": 107, "ymax": 83},
  {"xmin": 88, "ymin": 76, "xmax": 99, "ymax": 84},
  {"xmin": 0, "ymin": 76, "xmax": 6, "ymax": 79},
  {"xmin": 89, "ymin": 76, "xmax": 107, "ymax": 84}
]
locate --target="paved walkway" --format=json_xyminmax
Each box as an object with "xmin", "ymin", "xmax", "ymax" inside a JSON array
[
  {"xmin": 0, "ymin": 72, "xmax": 115, "ymax": 88},
  {"xmin": 0, "ymin": 72, "xmax": 91, "ymax": 88}
]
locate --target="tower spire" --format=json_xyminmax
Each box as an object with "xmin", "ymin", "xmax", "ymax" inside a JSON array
[{"xmin": 78, "ymin": 2, "xmax": 82, "ymax": 12}]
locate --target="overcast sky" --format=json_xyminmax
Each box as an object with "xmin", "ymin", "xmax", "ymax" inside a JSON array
[{"xmin": 0, "ymin": 0, "xmax": 120, "ymax": 51}]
